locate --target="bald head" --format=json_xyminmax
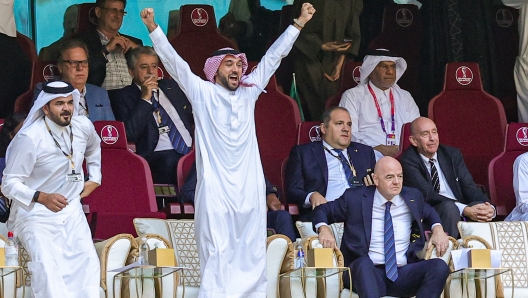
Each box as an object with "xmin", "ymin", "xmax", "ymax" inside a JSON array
[
  {"xmin": 409, "ymin": 117, "xmax": 439, "ymax": 159},
  {"xmin": 373, "ymin": 157, "xmax": 403, "ymax": 200}
]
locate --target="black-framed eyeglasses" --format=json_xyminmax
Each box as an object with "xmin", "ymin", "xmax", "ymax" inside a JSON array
[
  {"xmin": 62, "ymin": 60, "xmax": 89, "ymax": 68},
  {"xmin": 101, "ymin": 7, "xmax": 127, "ymax": 16}
]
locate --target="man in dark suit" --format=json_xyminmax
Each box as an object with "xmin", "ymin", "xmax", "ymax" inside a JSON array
[
  {"xmin": 180, "ymin": 161, "xmax": 297, "ymax": 241},
  {"xmin": 313, "ymin": 157, "xmax": 450, "ymax": 298},
  {"xmin": 400, "ymin": 117, "xmax": 494, "ymax": 238},
  {"xmin": 286, "ymin": 106, "xmax": 376, "ymax": 221},
  {"xmin": 76, "ymin": 0, "xmax": 142, "ymax": 90},
  {"xmin": 111, "ymin": 46, "xmax": 193, "ymax": 185}
]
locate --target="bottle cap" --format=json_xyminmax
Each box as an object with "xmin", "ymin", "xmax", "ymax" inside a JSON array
[{"xmin": 7, "ymin": 231, "xmax": 13, "ymax": 238}]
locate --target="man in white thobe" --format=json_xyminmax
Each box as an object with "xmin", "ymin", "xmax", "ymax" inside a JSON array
[
  {"xmin": 1, "ymin": 81, "xmax": 101, "ymax": 298},
  {"xmin": 502, "ymin": 0, "xmax": 528, "ymax": 122},
  {"xmin": 140, "ymin": 4, "xmax": 315, "ymax": 297},
  {"xmin": 339, "ymin": 49, "xmax": 420, "ymax": 160}
]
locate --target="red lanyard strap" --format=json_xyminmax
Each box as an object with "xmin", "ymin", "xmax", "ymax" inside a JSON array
[{"xmin": 367, "ymin": 83, "xmax": 395, "ymax": 134}]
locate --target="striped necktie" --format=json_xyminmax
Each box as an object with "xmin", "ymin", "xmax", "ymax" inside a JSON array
[
  {"xmin": 151, "ymin": 92, "xmax": 190, "ymax": 155},
  {"xmin": 429, "ymin": 158, "xmax": 440, "ymax": 193},
  {"xmin": 384, "ymin": 201, "xmax": 398, "ymax": 282},
  {"xmin": 333, "ymin": 149, "xmax": 354, "ymax": 187}
]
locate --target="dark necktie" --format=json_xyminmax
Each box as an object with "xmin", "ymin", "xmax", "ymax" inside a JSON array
[
  {"xmin": 151, "ymin": 92, "xmax": 190, "ymax": 155},
  {"xmin": 429, "ymin": 158, "xmax": 440, "ymax": 193},
  {"xmin": 333, "ymin": 149, "xmax": 354, "ymax": 187},
  {"xmin": 384, "ymin": 201, "xmax": 398, "ymax": 282}
]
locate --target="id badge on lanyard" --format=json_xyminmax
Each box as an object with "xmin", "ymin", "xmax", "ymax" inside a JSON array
[
  {"xmin": 155, "ymin": 109, "xmax": 170, "ymax": 135},
  {"xmin": 368, "ymin": 84, "xmax": 396, "ymax": 145}
]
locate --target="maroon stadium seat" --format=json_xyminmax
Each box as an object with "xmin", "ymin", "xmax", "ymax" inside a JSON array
[
  {"xmin": 325, "ymin": 61, "xmax": 362, "ymax": 109},
  {"xmin": 16, "ymin": 32, "xmax": 37, "ymax": 63},
  {"xmin": 169, "ymin": 5, "xmax": 238, "ymax": 80},
  {"xmin": 488, "ymin": 123, "xmax": 528, "ymax": 217},
  {"xmin": 429, "ymin": 62, "xmax": 507, "ymax": 189},
  {"xmin": 394, "ymin": 122, "xmax": 412, "ymax": 160},
  {"xmin": 85, "ymin": 121, "xmax": 166, "ymax": 239},
  {"xmin": 14, "ymin": 61, "xmax": 61, "ymax": 114},
  {"xmin": 296, "ymin": 121, "xmax": 321, "ymax": 145},
  {"xmin": 75, "ymin": 3, "xmax": 98, "ymax": 34}
]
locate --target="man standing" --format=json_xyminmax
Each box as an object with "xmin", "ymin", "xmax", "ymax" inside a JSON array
[
  {"xmin": 111, "ymin": 46, "xmax": 193, "ymax": 185},
  {"xmin": 292, "ymin": 0, "xmax": 363, "ymax": 120},
  {"xmin": 77, "ymin": 0, "xmax": 142, "ymax": 90},
  {"xmin": 35, "ymin": 39, "xmax": 116, "ymax": 122},
  {"xmin": 140, "ymin": 4, "xmax": 314, "ymax": 297},
  {"xmin": 314, "ymin": 157, "xmax": 450, "ymax": 298},
  {"xmin": 2, "ymin": 81, "xmax": 101, "ymax": 297},
  {"xmin": 286, "ymin": 106, "xmax": 376, "ymax": 221},
  {"xmin": 400, "ymin": 117, "xmax": 494, "ymax": 238},
  {"xmin": 339, "ymin": 49, "xmax": 420, "ymax": 160}
]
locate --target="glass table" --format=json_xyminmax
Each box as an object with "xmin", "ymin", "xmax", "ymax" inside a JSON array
[
  {"xmin": 0, "ymin": 266, "xmax": 23, "ymax": 298},
  {"xmin": 113, "ymin": 265, "xmax": 184, "ymax": 298},
  {"xmin": 450, "ymin": 268, "xmax": 513, "ymax": 298},
  {"xmin": 279, "ymin": 267, "xmax": 351, "ymax": 298}
]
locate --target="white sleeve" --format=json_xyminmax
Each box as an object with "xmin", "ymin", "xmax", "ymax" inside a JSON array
[
  {"xmin": 1, "ymin": 134, "xmax": 38, "ymax": 207},
  {"xmin": 84, "ymin": 120, "xmax": 102, "ymax": 185},
  {"xmin": 514, "ymin": 153, "xmax": 528, "ymax": 207}
]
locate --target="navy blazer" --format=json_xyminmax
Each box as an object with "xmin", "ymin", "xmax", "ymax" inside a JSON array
[
  {"xmin": 34, "ymin": 83, "xmax": 115, "ymax": 122},
  {"xmin": 76, "ymin": 29, "xmax": 143, "ymax": 87},
  {"xmin": 400, "ymin": 145, "xmax": 489, "ymax": 207},
  {"xmin": 312, "ymin": 186, "xmax": 441, "ymax": 267},
  {"xmin": 286, "ymin": 141, "xmax": 376, "ymax": 221},
  {"xmin": 110, "ymin": 79, "xmax": 194, "ymax": 158}
]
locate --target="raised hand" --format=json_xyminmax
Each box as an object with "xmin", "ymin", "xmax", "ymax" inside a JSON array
[
  {"xmin": 297, "ymin": 3, "xmax": 316, "ymax": 25},
  {"xmin": 140, "ymin": 8, "xmax": 157, "ymax": 32}
]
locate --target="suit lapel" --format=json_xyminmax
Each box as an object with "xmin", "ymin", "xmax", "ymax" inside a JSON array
[
  {"xmin": 362, "ymin": 191, "xmax": 374, "ymax": 246},
  {"xmin": 437, "ymin": 147, "xmax": 462, "ymax": 198},
  {"xmin": 401, "ymin": 188, "xmax": 421, "ymax": 224},
  {"xmin": 313, "ymin": 142, "xmax": 329, "ymax": 184}
]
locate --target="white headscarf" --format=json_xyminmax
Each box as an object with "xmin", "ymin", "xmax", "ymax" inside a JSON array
[
  {"xmin": 0, "ymin": 0, "xmax": 16, "ymax": 37},
  {"xmin": 20, "ymin": 81, "xmax": 80, "ymax": 133},
  {"xmin": 359, "ymin": 49, "xmax": 407, "ymax": 85}
]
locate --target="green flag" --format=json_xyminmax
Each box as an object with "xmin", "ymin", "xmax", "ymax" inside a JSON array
[{"xmin": 290, "ymin": 73, "xmax": 305, "ymax": 121}]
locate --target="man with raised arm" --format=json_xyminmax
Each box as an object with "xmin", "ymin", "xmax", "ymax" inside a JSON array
[{"xmin": 140, "ymin": 4, "xmax": 315, "ymax": 297}]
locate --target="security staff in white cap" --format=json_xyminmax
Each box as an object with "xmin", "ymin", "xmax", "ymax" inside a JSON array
[
  {"xmin": 1, "ymin": 81, "xmax": 101, "ymax": 297},
  {"xmin": 339, "ymin": 49, "xmax": 420, "ymax": 160}
]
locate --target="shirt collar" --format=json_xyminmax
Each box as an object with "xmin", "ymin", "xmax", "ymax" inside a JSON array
[
  {"xmin": 374, "ymin": 188, "xmax": 402, "ymax": 208},
  {"xmin": 97, "ymin": 30, "xmax": 120, "ymax": 44},
  {"xmin": 368, "ymin": 81, "xmax": 392, "ymax": 98},
  {"xmin": 419, "ymin": 152, "xmax": 438, "ymax": 164},
  {"xmin": 44, "ymin": 116, "xmax": 68, "ymax": 137},
  {"xmin": 322, "ymin": 140, "xmax": 347, "ymax": 153}
]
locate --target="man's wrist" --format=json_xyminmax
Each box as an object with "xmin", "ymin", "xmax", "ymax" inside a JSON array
[{"xmin": 33, "ymin": 191, "xmax": 40, "ymax": 203}]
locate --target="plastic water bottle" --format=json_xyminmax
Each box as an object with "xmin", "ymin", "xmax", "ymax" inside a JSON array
[
  {"xmin": 294, "ymin": 238, "xmax": 305, "ymax": 269},
  {"xmin": 5, "ymin": 231, "xmax": 18, "ymax": 266},
  {"xmin": 138, "ymin": 237, "xmax": 149, "ymax": 265}
]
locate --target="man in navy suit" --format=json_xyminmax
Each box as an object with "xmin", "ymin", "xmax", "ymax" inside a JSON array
[
  {"xmin": 111, "ymin": 46, "xmax": 193, "ymax": 185},
  {"xmin": 313, "ymin": 157, "xmax": 450, "ymax": 298},
  {"xmin": 34, "ymin": 39, "xmax": 116, "ymax": 122},
  {"xmin": 400, "ymin": 117, "xmax": 494, "ymax": 238},
  {"xmin": 286, "ymin": 106, "xmax": 376, "ymax": 221}
]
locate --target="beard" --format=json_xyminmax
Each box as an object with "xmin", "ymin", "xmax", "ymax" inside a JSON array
[{"xmin": 48, "ymin": 111, "xmax": 72, "ymax": 126}]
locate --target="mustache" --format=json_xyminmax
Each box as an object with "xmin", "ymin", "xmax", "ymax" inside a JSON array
[{"xmin": 61, "ymin": 112, "xmax": 71, "ymax": 117}]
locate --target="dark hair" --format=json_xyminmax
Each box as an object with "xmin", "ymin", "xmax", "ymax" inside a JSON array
[
  {"xmin": 321, "ymin": 106, "xmax": 349, "ymax": 127},
  {"xmin": 126, "ymin": 46, "xmax": 157, "ymax": 70},
  {"xmin": 57, "ymin": 38, "xmax": 90, "ymax": 63},
  {"xmin": 96, "ymin": 0, "xmax": 127, "ymax": 9},
  {"xmin": 0, "ymin": 113, "xmax": 27, "ymax": 158}
]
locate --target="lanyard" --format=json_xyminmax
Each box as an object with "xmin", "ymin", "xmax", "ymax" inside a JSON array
[
  {"xmin": 324, "ymin": 146, "xmax": 357, "ymax": 177},
  {"xmin": 367, "ymin": 83, "xmax": 395, "ymax": 134},
  {"xmin": 44, "ymin": 116, "xmax": 75, "ymax": 173}
]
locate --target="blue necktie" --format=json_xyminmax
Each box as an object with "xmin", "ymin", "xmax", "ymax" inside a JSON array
[
  {"xmin": 384, "ymin": 201, "xmax": 398, "ymax": 282},
  {"xmin": 151, "ymin": 92, "xmax": 190, "ymax": 155},
  {"xmin": 333, "ymin": 149, "xmax": 354, "ymax": 187}
]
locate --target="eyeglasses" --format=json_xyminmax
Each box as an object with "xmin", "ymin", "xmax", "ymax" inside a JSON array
[
  {"xmin": 101, "ymin": 7, "xmax": 127, "ymax": 16},
  {"xmin": 62, "ymin": 60, "xmax": 89, "ymax": 68}
]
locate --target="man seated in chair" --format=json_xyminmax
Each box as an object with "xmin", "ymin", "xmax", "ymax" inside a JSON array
[
  {"xmin": 286, "ymin": 106, "xmax": 376, "ymax": 221},
  {"xmin": 180, "ymin": 162, "xmax": 297, "ymax": 242},
  {"xmin": 314, "ymin": 157, "xmax": 450, "ymax": 298},
  {"xmin": 400, "ymin": 117, "xmax": 494, "ymax": 238}
]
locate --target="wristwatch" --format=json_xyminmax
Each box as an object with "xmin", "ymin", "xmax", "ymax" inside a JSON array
[{"xmin": 33, "ymin": 191, "xmax": 40, "ymax": 203}]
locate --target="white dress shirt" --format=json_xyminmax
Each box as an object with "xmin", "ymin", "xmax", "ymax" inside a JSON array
[
  {"xmin": 339, "ymin": 82, "xmax": 420, "ymax": 160},
  {"xmin": 304, "ymin": 140, "xmax": 352, "ymax": 207},
  {"xmin": 137, "ymin": 85, "xmax": 192, "ymax": 152}
]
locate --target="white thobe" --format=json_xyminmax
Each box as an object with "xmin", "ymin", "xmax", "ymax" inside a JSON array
[
  {"xmin": 502, "ymin": 0, "xmax": 528, "ymax": 122},
  {"xmin": 1, "ymin": 116, "xmax": 101, "ymax": 298},
  {"xmin": 150, "ymin": 25, "xmax": 300, "ymax": 297},
  {"xmin": 339, "ymin": 82, "xmax": 420, "ymax": 160},
  {"xmin": 506, "ymin": 152, "xmax": 528, "ymax": 221}
]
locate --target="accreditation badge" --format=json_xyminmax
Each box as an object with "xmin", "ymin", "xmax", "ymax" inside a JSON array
[
  {"xmin": 158, "ymin": 125, "xmax": 170, "ymax": 135},
  {"xmin": 67, "ymin": 172, "xmax": 83, "ymax": 182},
  {"xmin": 386, "ymin": 133, "xmax": 396, "ymax": 146}
]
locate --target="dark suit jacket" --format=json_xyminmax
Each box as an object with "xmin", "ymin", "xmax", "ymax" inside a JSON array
[
  {"xmin": 400, "ymin": 145, "xmax": 489, "ymax": 207},
  {"xmin": 286, "ymin": 141, "xmax": 376, "ymax": 220},
  {"xmin": 312, "ymin": 186, "xmax": 441, "ymax": 267},
  {"xmin": 75, "ymin": 29, "xmax": 143, "ymax": 87},
  {"xmin": 110, "ymin": 79, "xmax": 194, "ymax": 158}
]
